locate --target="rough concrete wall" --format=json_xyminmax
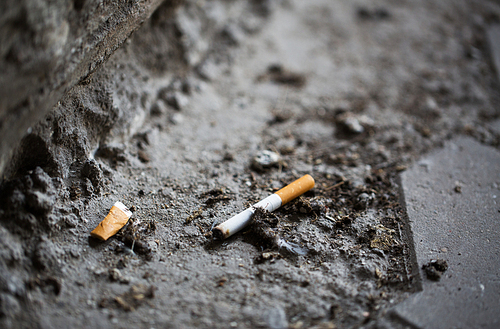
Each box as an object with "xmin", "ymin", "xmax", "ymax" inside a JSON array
[
  {"xmin": 0, "ymin": 0, "xmax": 275, "ymax": 181},
  {"xmin": 0, "ymin": 0, "xmax": 166, "ymax": 177}
]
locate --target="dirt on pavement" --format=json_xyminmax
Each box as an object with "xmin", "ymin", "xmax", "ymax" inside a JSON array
[{"xmin": 1, "ymin": 0, "xmax": 500, "ymax": 328}]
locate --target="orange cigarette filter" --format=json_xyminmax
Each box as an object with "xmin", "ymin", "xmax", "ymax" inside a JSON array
[
  {"xmin": 90, "ymin": 201, "xmax": 132, "ymax": 241},
  {"xmin": 276, "ymin": 174, "xmax": 315, "ymax": 205}
]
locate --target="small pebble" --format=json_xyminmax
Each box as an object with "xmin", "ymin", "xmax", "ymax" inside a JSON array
[
  {"xmin": 150, "ymin": 101, "xmax": 167, "ymax": 116},
  {"xmin": 163, "ymin": 91, "xmax": 188, "ymax": 111},
  {"xmin": 251, "ymin": 150, "xmax": 280, "ymax": 171},
  {"xmin": 138, "ymin": 150, "xmax": 150, "ymax": 163},
  {"xmin": 344, "ymin": 116, "xmax": 364, "ymax": 134},
  {"xmin": 169, "ymin": 113, "xmax": 184, "ymax": 125}
]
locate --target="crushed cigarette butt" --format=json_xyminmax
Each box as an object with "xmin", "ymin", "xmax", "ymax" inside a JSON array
[{"xmin": 90, "ymin": 201, "xmax": 132, "ymax": 241}]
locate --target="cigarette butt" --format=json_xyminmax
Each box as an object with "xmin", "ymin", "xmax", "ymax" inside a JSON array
[
  {"xmin": 213, "ymin": 174, "xmax": 315, "ymax": 239},
  {"xmin": 90, "ymin": 202, "xmax": 132, "ymax": 241}
]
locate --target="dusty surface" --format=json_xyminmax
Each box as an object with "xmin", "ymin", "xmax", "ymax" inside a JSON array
[
  {"xmin": 0, "ymin": 0, "xmax": 164, "ymax": 176},
  {"xmin": 1, "ymin": 0, "xmax": 500, "ymax": 328}
]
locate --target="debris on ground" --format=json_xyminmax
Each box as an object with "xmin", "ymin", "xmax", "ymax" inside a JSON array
[
  {"xmin": 185, "ymin": 207, "xmax": 203, "ymax": 224},
  {"xmin": 248, "ymin": 207, "xmax": 308, "ymax": 256},
  {"xmin": 108, "ymin": 268, "xmax": 131, "ymax": 284},
  {"xmin": 369, "ymin": 225, "xmax": 398, "ymax": 251},
  {"xmin": 217, "ymin": 276, "xmax": 228, "ymax": 287},
  {"xmin": 116, "ymin": 216, "xmax": 156, "ymax": 260},
  {"xmin": 257, "ymin": 64, "xmax": 306, "ymax": 88},
  {"xmin": 336, "ymin": 112, "xmax": 375, "ymax": 135},
  {"xmin": 251, "ymin": 150, "xmax": 281, "ymax": 171},
  {"xmin": 169, "ymin": 112, "xmax": 184, "ymax": 125},
  {"xmin": 137, "ymin": 150, "xmax": 150, "ymax": 163},
  {"xmin": 254, "ymin": 251, "xmax": 281, "ymax": 264},
  {"xmin": 158, "ymin": 86, "xmax": 189, "ymax": 111},
  {"xmin": 422, "ymin": 259, "xmax": 449, "ymax": 281},
  {"xmin": 27, "ymin": 275, "xmax": 62, "ymax": 296},
  {"xmin": 200, "ymin": 188, "xmax": 231, "ymax": 207},
  {"xmin": 99, "ymin": 284, "xmax": 155, "ymax": 312},
  {"xmin": 247, "ymin": 207, "xmax": 280, "ymax": 249}
]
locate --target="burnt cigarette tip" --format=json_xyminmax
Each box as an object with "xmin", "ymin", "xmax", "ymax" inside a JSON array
[{"xmin": 212, "ymin": 227, "xmax": 225, "ymax": 240}]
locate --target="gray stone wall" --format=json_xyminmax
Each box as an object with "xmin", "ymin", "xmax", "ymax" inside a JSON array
[{"xmin": 0, "ymin": 0, "xmax": 165, "ymax": 177}]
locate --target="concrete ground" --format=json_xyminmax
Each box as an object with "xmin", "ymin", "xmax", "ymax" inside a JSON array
[
  {"xmin": 388, "ymin": 24, "xmax": 500, "ymax": 329},
  {"xmin": 1, "ymin": 1, "xmax": 500, "ymax": 328},
  {"xmin": 395, "ymin": 137, "xmax": 500, "ymax": 329}
]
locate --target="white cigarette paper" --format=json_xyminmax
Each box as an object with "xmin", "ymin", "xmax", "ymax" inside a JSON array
[{"xmin": 213, "ymin": 194, "xmax": 282, "ymax": 239}]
